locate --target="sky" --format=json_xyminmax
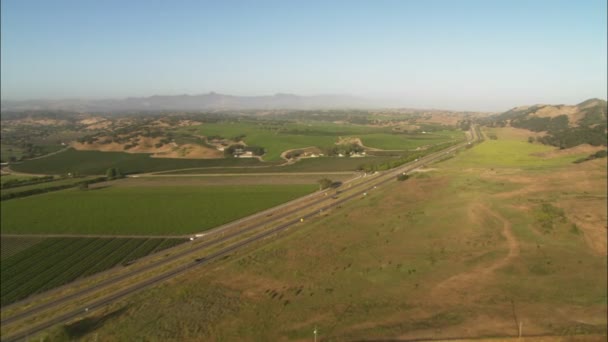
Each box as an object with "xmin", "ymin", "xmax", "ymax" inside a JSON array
[{"xmin": 1, "ymin": 0, "xmax": 606, "ymax": 111}]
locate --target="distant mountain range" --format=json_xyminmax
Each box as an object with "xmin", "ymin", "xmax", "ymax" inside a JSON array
[{"xmin": 0, "ymin": 93, "xmax": 379, "ymax": 112}]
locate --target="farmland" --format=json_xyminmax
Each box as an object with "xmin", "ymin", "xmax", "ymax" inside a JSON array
[
  {"xmin": 1, "ymin": 176, "xmax": 99, "ymax": 197},
  {"xmin": 5, "ymin": 116, "xmax": 465, "ymax": 176},
  {"xmin": 9, "ymin": 148, "xmax": 265, "ymax": 175},
  {"xmin": 191, "ymin": 121, "xmax": 462, "ymax": 161},
  {"xmin": 0, "ymin": 174, "xmax": 41, "ymax": 186},
  {"xmin": 161, "ymin": 155, "xmax": 401, "ymax": 174},
  {"xmin": 0, "ymin": 237, "xmax": 185, "ymax": 306},
  {"xmin": 0, "ymin": 184, "xmax": 317, "ymax": 235},
  {"xmin": 56, "ymin": 127, "xmax": 606, "ymax": 341}
]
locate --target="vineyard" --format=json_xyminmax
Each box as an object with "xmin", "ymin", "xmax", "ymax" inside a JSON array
[
  {"xmin": 0, "ymin": 237, "xmax": 186, "ymax": 306},
  {"xmin": 0, "ymin": 237, "xmax": 44, "ymax": 259}
]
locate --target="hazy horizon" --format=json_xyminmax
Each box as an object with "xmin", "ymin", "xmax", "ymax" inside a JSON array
[{"xmin": 1, "ymin": 0, "xmax": 606, "ymax": 111}]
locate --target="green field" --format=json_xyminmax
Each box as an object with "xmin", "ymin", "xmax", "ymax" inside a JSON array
[
  {"xmin": 452, "ymin": 140, "xmax": 583, "ymax": 168},
  {"xmin": 360, "ymin": 130, "xmax": 463, "ymax": 150},
  {"xmin": 0, "ymin": 184, "xmax": 317, "ymax": 235},
  {"xmin": 161, "ymin": 155, "xmax": 402, "ymax": 174},
  {"xmin": 0, "ymin": 144, "xmax": 25, "ymax": 162},
  {"xmin": 191, "ymin": 122, "xmax": 462, "ymax": 161},
  {"xmin": 56, "ymin": 127, "xmax": 607, "ymax": 340},
  {"xmin": 1, "ymin": 176, "xmax": 97, "ymax": 197},
  {"xmin": 192, "ymin": 122, "xmax": 338, "ymax": 161},
  {"xmin": 0, "ymin": 237, "xmax": 185, "ymax": 306},
  {"xmin": 9, "ymin": 149, "xmax": 265, "ymax": 175},
  {"xmin": 0, "ymin": 174, "xmax": 41, "ymax": 186},
  {"xmin": 0, "ymin": 237, "xmax": 44, "ymax": 259}
]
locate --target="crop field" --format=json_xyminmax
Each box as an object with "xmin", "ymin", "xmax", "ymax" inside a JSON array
[
  {"xmin": 359, "ymin": 130, "xmax": 463, "ymax": 150},
  {"xmin": 9, "ymin": 148, "xmax": 265, "ymax": 175},
  {"xmin": 59, "ymin": 127, "xmax": 607, "ymax": 341},
  {"xmin": 0, "ymin": 184, "xmax": 317, "ymax": 235},
  {"xmin": 0, "ymin": 237, "xmax": 44, "ymax": 259},
  {"xmin": 0, "ymin": 237, "xmax": 185, "ymax": 306},
  {"xmin": 192, "ymin": 122, "xmax": 338, "ymax": 161},
  {"xmin": 0, "ymin": 174, "xmax": 40, "ymax": 186},
  {"xmin": 1, "ymin": 176, "xmax": 97, "ymax": 197},
  {"xmin": 161, "ymin": 155, "xmax": 403, "ymax": 174},
  {"xmin": 105, "ymin": 174, "xmax": 355, "ymax": 187},
  {"xmin": 190, "ymin": 122, "xmax": 461, "ymax": 161}
]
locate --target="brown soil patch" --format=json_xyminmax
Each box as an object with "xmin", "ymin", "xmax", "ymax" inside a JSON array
[
  {"xmin": 417, "ymin": 113, "xmax": 463, "ymax": 125},
  {"xmin": 336, "ymin": 136, "xmax": 386, "ymax": 151},
  {"xmin": 71, "ymin": 141, "xmax": 126, "ymax": 152},
  {"xmin": 336, "ymin": 136, "xmax": 363, "ymax": 146},
  {"xmin": 79, "ymin": 117, "xmax": 112, "ymax": 130},
  {"xmin": 511, "ymin": 103, "xmax": 603, "ymax": 127},
  {"xmin": 151, "ymin": 144, "xmax": 223, "ymax": 159},
  {"xmin": 72, "ymin": 135, "xmax": 223, "ymax": 159},
  {"xmin": 533, "ymin": 105, "xmax": 581, "ymax": 124},
  {"xmin": 84, "ymin": 121, "xmax": 112, "ymax": 130},
  {"xmin": 20, "ymin": 118, "xmax": 69, "ymax": 126},
  {"xmin": 280, "ymin": 146, "xmax": 323, "ymax": 162},
  {"xmin": 176, "ymin": 120, "xmax": 199, "ymax": 127},
  {"xmin": 495, "ymin": 126, "xmax": 546, "ymax": 140},
  {"xmin": 149, "ymin": 120, "xmax": 171, "ymax": 128},
  {"xmin": 432, "ymin": 204, "xmax": 519, "ymax": 302}
]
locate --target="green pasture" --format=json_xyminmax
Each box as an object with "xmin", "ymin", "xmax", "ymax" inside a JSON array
[
  {"xmin": 442, "ymin": 137, "xmax": 585, "ymax": 169},
  {"xmin": 9, "ymin": 149, "xmax": 264, "ymax": 175},
  {"xmin": 0, "ymin": 184, "xmax": 317, "ymax": 235},
  {"xmin": 360, "ymin": 130, "xmax": 463, "ymax": 150}
]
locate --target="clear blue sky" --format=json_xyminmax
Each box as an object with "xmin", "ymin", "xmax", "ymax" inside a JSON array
[{"xmin": 1, "ymin": 0, "xmax": 606, "ymax": 111}]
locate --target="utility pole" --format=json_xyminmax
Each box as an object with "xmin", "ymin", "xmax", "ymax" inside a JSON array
[{"xmin": 313, "ymin": 326, "xmax": 318, "ymax": 342}]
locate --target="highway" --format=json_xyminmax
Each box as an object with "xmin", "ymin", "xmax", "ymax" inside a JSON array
[{"xmin": 0, "ymin": 126, "xmax": 480, "ymax": 342}]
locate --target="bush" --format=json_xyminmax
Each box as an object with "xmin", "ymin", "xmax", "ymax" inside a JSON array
[
  {"xmin": 317, "ymin": 178, "xmax": 333, "ymax": 190},
  {"xmin": 396, "ymin": 174, "xmax": 410, "ymax": 181},
  {"xmin": 573, "ymin": 150, "xmax": 608, "ymax": 164}
]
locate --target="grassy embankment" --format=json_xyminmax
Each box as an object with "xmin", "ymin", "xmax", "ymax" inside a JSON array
[{"xmin": 44, "ymin": 127, "xmax": 606, "ymax": 341}]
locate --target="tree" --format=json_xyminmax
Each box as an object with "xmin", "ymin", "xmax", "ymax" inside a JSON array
[
  {"xmin": 317, "ymin": 178, "xmax": 333, "ymax": 190},
  {"xmin": 106, "ymin": 168, "xmax": 117, "ymax": 179},
  {"xmin": 106, "ymin": 168, "xmax": 122, "ymax": 179}
]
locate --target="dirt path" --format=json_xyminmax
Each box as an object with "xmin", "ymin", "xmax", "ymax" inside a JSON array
[
  {"xmin": 280, "ymin": 146, "xmax": 318, "ymax": 163},
  {"xmin": 432, "ymin": 203, "xmax": 520, "ymax": 301}
]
